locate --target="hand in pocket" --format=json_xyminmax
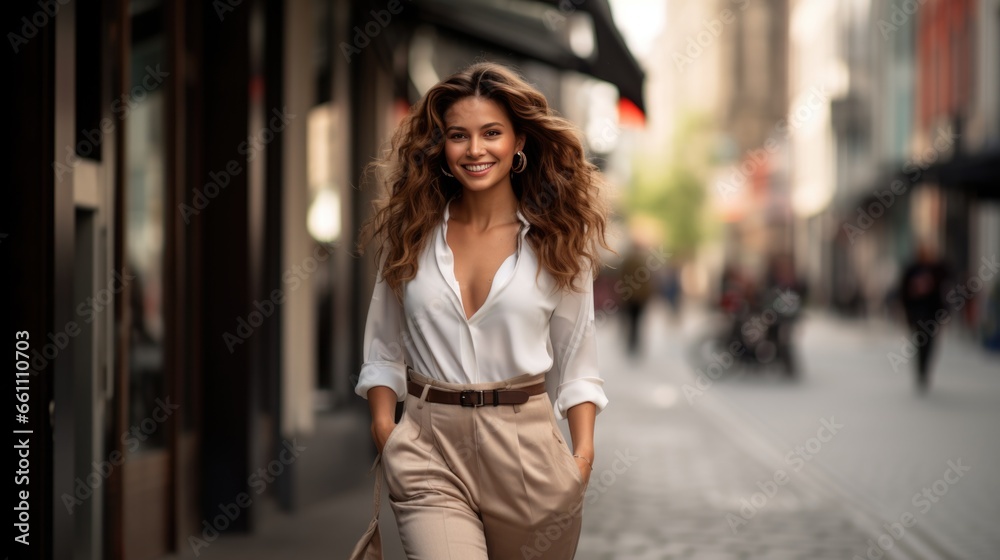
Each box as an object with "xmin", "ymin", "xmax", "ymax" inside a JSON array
[
  {"xmin": 371, "ymin": 420, "xmax": 397, "ymax": 455},
  {"xmin": 573, "ymin": 455, "xmax": 593, "ymax": 487}
]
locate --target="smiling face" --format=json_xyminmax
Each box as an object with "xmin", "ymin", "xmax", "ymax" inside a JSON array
[{"xmin": 443, "ymin": 96, "xmax": 524, "ymax": 194}]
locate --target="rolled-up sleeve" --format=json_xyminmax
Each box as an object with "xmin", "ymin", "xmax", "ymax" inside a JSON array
[
  {"xmin": 549, "ymin": 268, "xmax": 608, "ymax": 419},
  {"xmin": 355, "ymin": 268, "xmax": 408, "ymax": 401}
]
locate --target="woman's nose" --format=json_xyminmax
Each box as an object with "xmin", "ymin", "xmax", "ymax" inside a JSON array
[{"xmin": 467, "ymin": 138, "xmax": 485, "ymax": 157}]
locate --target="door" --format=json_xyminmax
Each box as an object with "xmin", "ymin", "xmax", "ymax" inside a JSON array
[{"xmin": 118, "ymin": 0, "xmax": 175, "ymax": 556}]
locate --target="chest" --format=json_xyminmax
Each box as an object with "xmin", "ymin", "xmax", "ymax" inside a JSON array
[{"xmin": 446, "ymin": 221, "xmax": 522, "ymax": 319}]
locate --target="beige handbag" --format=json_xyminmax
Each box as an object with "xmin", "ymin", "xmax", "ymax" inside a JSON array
[{"xmin": 348, "ymin": 454, "xmax": 385, "ymax": 560}]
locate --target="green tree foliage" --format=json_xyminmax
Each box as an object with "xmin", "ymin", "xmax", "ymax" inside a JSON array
[{"xmin": 625, "ymin": 113, "xmax": 712, "ymax": 258}]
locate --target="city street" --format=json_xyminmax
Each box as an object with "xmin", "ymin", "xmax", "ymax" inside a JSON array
[
  {"xmin": 575, "ymin": 305, "xmax": 876, "ymax": 560},
  {"xmin": 178, "ymin": 299, "xmax": 998, "ymax": 560},
  {"xmin": 670, "ymin": 305, "xmax": 1000, "ymax": 560}
]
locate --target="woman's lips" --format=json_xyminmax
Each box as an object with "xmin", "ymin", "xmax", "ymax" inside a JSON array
[{"xmin": 461, "ymin": 162, "xmax": 495, "ymax": 176}]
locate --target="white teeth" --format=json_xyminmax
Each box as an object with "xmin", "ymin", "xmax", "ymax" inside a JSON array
[{"xmin": 463, "ymin": 163, "xmax": 494, "ymax": 172}]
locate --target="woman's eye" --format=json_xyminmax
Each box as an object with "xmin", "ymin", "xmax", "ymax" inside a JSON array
[
  {"xmin": 449, "ymin": 133, "xmax": 466, "ymax": 140},
  {"xmin": 485, "ymin": 130, "xmax": 500, "ymax": 137}
]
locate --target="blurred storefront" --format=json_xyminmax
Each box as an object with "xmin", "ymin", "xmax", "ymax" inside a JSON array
[
  {"xmin": 10, "ymin": 0, "xmax": 643, "ymax": 558},
  {"xmin": 790, "ymin": 0, "xmax": 1000, "ymax": 337},
  {"xmin": 714, "ymin": 0, "xmax": 793, "ymax": 295}
]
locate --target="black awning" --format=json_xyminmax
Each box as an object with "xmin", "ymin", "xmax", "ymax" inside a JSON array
[
  {"xmin": 396, "ymin": 0, "xmax": 646, "ymax": 114},
  {"xmin": 923, "ymin": 151, "xmax": 1000, "ymax": 200},
  {"xmin": 836, "ymin": 151, "xmax": 1000, "ymax": 214},
  {"xmin": 557, "ymin": 0, "xmax": 646, "ymax": 115}
]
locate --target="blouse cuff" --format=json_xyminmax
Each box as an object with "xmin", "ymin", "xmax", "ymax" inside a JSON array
[
  {"xmin": 355, "ymin": 361, "xmax": 408, "ymax": 401},
  {"xmin": 553, "ymin": 377, "xmax": 609, "ymax": 420}
]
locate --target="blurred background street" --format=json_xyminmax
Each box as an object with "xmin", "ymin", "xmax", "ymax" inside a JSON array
[{"xmin": 10, "ymin": 0, "xmax": 999, "ymax": 559}]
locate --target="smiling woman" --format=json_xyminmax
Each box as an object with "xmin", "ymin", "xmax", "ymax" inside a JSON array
[{"xmin": 352, "ymin": 62, "xmax": 615, "ymax": 559}]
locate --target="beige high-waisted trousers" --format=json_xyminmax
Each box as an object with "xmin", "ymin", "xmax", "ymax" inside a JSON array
[{"xmin": 380, "ymin": 367, "xmax": 586, "ymax": 559}]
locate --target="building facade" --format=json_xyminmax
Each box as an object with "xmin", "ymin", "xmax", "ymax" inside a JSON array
[{"xmin": 791, "ymin": 0, "xmax": 999, "ymax": 336}]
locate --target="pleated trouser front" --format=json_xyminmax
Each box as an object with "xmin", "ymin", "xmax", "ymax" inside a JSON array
[{"xmin": 381, "ymin": 368, "xmax": 586, "ymax": 559}]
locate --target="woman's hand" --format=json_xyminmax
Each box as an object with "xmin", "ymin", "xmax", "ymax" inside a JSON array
[
  {"xmin": 371, "ymin": 418, "xmax": 397, "ymax": 455},
  {"xmin": 573, "ymin": 452, "xmax": 594, "ymax": 486}
]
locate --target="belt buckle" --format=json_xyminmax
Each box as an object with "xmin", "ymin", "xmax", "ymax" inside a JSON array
[
  {"xmin": 460, "ymin": 390, "xmax": 485, "ymax": 407},
  {"xmin": 460, "ymin": 389, "xmax": 502, "ymax": 407}
]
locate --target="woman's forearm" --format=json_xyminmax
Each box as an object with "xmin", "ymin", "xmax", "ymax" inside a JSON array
[
  {"xmin": 367, "ymin": 386, "xmax": 398, "ymax": 428},
  {"xmin": 368, "ymin": 386, "xmax": 399, "ymax": 454},
  {"xmin": 566, "ymin": 401, "xmax": 597, "ymax": 459}
]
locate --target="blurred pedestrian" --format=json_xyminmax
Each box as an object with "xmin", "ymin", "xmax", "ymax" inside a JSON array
[
  {"xmin": 898, "ymin": 242, "xmax": 949, "ymax": 393},
  {"xmin": 658, "ymin": 263, "xmax": 682, "ymax": 321},
  {"xmin": 352, "ymin": 62, "xmax": 612, "ymax": 559},
  {"xmin": 719, "ymin": 263, "xmax": 752, "ymax": 315},
  {"xmin": 985, "ymin": 280, "xmax": 1000, "ymax": 351},
  {"xmin": 621, "ymin": 242, "xmax": 654, "ymax": 357},
  {"xmin": 759, "ymin": 255, "xmax": 806, "ymax": 377}
]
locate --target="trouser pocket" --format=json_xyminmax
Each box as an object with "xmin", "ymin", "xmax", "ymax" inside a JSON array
[{"xmin": 552, "ymin": 428, "xmax": 584, "ymax": 487}]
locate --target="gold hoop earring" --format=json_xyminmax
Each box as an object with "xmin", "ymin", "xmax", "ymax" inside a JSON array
[
  {"xmin": 512, "ymin": 151, "xmax": 527, "ymax": 173},
  {"xmin": 441, "ymin": 166, "xmax": 454, "ymax": 178}
]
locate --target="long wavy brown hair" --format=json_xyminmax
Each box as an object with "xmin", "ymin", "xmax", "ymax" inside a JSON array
[{"xmin": 357, "ymin": 62, "xmax": 616, "ymax": 301}]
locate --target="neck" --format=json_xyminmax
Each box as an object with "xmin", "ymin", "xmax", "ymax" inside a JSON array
[{"xmin": 451, "ymin": 185, "xmax": 519, "ymax": 232}]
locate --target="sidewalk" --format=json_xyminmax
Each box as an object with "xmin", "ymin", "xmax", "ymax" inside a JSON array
[
  {"xmin": 574, "ymin": 302, "xmax": 881, "ymax": 559},
  {"xmin": 163, "ymin": 469, "xmax": 405, "ymax": 559},
  {"xmin": 693, "ymin": 305, "xmax": 1000, "ymax": 560},
  {"xmin": 188, "ymin": 301, "xmax": 898, "ymax": 559}
]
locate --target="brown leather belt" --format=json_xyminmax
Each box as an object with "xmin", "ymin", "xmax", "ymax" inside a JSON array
[{"xmin": 407, "ymin": 379, "xmax": 546, "ymax": 407}]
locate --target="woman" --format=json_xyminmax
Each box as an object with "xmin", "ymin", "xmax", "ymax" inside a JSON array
[{"xmin": 351, "ymin": 62, "xmax": 614, "ymax": 559}]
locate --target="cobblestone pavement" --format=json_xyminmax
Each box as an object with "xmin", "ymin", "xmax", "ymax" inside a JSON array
[
  {"xmin": 680, "ymin": 305, "xmax": 1000, "ymax": 560},
  {"xmin": 574, "ymin": 305, "xmax": 883, "ymax": 560}
]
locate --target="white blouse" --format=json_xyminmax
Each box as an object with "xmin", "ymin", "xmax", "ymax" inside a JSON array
[{"xmin": 355, "ymin": 197, "xmax": 608, "ymax": 419}]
